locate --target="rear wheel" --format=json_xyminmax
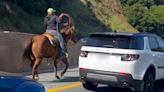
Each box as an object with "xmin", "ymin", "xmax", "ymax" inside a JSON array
[
  {"xmin": 82, "ymin": 81, "xmax": 97, "ymax": 91},
  {"xmin": 139, "ymin": 71, "xmax": 155, "ymax": 92}
]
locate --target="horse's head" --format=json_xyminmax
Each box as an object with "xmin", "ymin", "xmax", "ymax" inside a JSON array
[{"xmin": 59, "ymin": 13, "xmax": 78, "ymax": 43}]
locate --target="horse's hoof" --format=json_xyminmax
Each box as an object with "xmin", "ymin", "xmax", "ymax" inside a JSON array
[
  {"xmin": 56, "ymin": 76, "xmax": 60, "ymax": 80},
  {"xmin": 35, "ymin": 76, "xmax": 39, "ymax": 80},
  {"xmin": 32, "ymin": 78, "xmax": 39, "ymax": 81},
  {"xmin": 60, "ymin": 73, "xmax": 65, "ymax": 77}
]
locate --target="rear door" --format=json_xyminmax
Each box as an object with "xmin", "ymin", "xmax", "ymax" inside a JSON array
[
  {"xmin": 156, "ymin": 37, "xmax": 164, "ymax": 79},
  {"xmin": 148, "ymin": 36, "xmax": 164, "ymax": 79}
]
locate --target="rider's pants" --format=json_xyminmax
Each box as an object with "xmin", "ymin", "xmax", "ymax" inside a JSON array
[{"xmin": 46, "ymin": 30, "xmax": 65, "ymax": 57}]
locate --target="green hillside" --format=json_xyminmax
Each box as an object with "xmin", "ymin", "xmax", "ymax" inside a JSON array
[
  {"xmin": 122, "ymin": 0, "xmax": 164, "ymax": 36},
  {"xmin": 0, "ymin": 0, "xmax": 137, "ymax": 37}
]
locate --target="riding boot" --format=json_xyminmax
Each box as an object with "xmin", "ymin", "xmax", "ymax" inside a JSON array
[{"xmin": 60, "ymin": 51, "xmax": 66, "ymax": 59}]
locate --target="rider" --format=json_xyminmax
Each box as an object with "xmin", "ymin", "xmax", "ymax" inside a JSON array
[{"xmin": 44, "ymin": 7, "xmax": 65, "ymax": 58}]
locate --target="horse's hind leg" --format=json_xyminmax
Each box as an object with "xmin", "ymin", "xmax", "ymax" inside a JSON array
[
  {"xmin": 32, "ymin": 58, "xmax": 41, "ymax": 80},
  {"xmin": 53, "ymin": 60, "xmax": 60, "ymax": 79},
  {"xmin": 60, "ymin": 57, "xmax": 69, "ymax": 77}
]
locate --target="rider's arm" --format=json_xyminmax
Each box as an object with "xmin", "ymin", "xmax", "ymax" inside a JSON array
[
  {"xmin": 56, "ymin": 13, "xmax": 64, "ymax": 23},
  {"xmin": 55, "ymin": 16, "xmax": 60, "ymax": 23},
  {"xmin": 59, "ymin": 13, "xmax": 64, "ymax": 19}
]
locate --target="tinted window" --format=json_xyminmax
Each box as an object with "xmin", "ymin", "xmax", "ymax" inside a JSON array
[
  {"xmin": 157, "ymin": 37, "xmax": 164, "ymax": 52},
  {"xmin": 85, "ymin": 35, "xmax": 144, "ymax": 50},
  {"xmin": 148, "ymin": 37, "xmax": 160, "ymax": 51}
]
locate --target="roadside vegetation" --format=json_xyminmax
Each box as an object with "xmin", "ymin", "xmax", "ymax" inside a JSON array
[
  {"xmin": 0, "ymin": 0, "xmax": 163, "ymax": 37},
  {"xmin": 122, "ymin": 0, "xmax": 164, "ymax": 36}
]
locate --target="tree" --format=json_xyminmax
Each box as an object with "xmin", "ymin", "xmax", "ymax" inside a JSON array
[{"xmin": 122, "ymin": 0, "xmax": 164, "ymax": 36}]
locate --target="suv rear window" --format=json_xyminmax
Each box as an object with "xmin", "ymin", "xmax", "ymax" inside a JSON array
[{"xmin": 84, "ymin": 34, "xmax": 144, "ymax": 50}]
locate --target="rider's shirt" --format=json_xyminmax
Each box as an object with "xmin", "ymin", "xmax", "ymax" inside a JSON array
[{"xmin": 44, "ymin": 14, "xmax": 60, "ymax": 31}]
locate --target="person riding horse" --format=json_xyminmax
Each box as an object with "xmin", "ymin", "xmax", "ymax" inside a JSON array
[
  {"xmin": 22, "ymin": 9, "xmax": 76, "ymax": 80},
  {"xmin": 44, "ymin": 8, "xmax": 66, "ymax": 58}
]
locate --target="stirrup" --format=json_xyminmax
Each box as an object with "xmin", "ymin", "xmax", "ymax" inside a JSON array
[
  {"xmin": 59, "ymin": 52, "xmax": 68, "ymax": 59},
  {"xmin": 65, "ymin": 52, "xmax": 68, "ymax": 58}
]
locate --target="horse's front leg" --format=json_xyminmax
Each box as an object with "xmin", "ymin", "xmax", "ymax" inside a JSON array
[
  {"xmin": 53, "ymin": 60, "xmax": 60, "ymax": 79},
  {"xmin": 60, "ymin": 57, "xmax": 69, "ymax": 77}
]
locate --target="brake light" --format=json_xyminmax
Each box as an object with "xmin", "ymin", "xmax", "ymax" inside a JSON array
[
  {"xmin": 80, "ymin": 51, "xmax": 88, "ymax": 57},
  {"xmin": 121, "ymin": 54, "xmax": 139, "ymax": 61},
  {"xmin": 119, "ymin": 72, "xmax": 128, "ymax": 75},
  {"xmin": 79, "ymin": 68, "xmax": 85, "ymax": 70}
]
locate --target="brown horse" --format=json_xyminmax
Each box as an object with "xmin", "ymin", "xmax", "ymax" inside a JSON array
[{"xmin": 22, "ymin": 13, "xmax": 77, "ymax": 80}]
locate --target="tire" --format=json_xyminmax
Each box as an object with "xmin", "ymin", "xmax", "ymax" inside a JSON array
[
  {"xmin": 82, "ymin": 81, "xmax": 97, "ymax": 91},
  {"xmin": 139, "ymin": 71, "xmax": 155, "ymax": 92}
]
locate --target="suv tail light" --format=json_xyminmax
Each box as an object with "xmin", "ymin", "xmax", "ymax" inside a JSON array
[
  {"xmin": 121, "ymin": 54, "xmax": 139, "ymax": 61},
  {"xmin": 80, "ymin": 51, "xmax": 88, "ymax": 57}
]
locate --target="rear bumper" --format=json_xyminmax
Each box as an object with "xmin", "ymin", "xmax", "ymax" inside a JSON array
[{"xmin": 79, "ymin": 68, "xmax": 144, "ymax": 91}]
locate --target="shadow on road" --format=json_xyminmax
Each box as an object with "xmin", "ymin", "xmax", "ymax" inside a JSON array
[
  {"xmin": 93, "ymin": 80, "xmax": 164, "ymax": 92},
  {"xmin": 96, "ymin": 87, "xmax": 131, "ymax": 92},
  {"xmin": 52, "ymin": 76, "xmax": 80, "ymax": 82},
  {"xmin": 40, "ymin": 76, "xmax": 80, "ymax": 83},
  {"xmin": 154, "ymin": 80, "xmax": 164, "ymax": 92}
]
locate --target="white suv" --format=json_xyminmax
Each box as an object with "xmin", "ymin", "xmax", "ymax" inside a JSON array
[{"xmin": 79, "ymin": 32, "xmax": 164, "ymax": 92}]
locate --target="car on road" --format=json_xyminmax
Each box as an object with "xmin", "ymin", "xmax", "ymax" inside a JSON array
[
  {"xmin": 0, "ymin": 71, "xmax": 47, "ymax": 92},
  {"xmin": 79, "ymin": 32, "xmax": 164, "ymax": 92}
]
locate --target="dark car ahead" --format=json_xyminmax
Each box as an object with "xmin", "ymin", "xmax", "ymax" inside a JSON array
[{"xmin": 0, "ymin": 71, "xmax": 47, "ymax": 92}]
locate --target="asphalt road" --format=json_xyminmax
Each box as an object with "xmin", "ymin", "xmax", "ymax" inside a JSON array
[{"xmin": 34, "ymin": 68, "xmax": 164, "ymax": 92}]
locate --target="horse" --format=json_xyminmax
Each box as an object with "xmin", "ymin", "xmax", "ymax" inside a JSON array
[{"xmin": 22, "ymin": 13, "xmax": 77, "ymax": 80}]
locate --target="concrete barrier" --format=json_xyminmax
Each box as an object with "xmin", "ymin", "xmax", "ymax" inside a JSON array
[{"xmin": 0, "ymin": 32, "xmax": 81, "ymax": 73}]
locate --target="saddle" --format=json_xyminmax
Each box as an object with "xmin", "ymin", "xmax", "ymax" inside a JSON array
[
  {"xmin": 43, "ymin": 32, "xmax": 58, "ymax": 46},
  {"xmin": 43, "ymin": 32, "xmax": 68, "ymax": 58}
]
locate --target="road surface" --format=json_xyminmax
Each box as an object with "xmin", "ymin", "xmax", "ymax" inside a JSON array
[{"xmin": 30, "ymin": 68, "xmax": 164, "ymax": 92}]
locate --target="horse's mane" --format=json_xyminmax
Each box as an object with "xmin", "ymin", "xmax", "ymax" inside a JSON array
[{"xmin": 59, "ymin": 13, "xmax": 75, "ymax": 35}]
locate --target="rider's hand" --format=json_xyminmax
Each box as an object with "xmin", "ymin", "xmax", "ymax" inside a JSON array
[
  {"xmin": 60, "ymin": 13, "xmax": 64, "ymax": 16},
  {"xmin": 59, "ymin": 13, "xmax": 64, "ymax": 18}
]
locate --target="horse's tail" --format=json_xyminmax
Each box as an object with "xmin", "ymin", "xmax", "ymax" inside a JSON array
[
  {"xmin": 17, "ymin": 38, "xmax": 34, "ymax": 71},
  {"xmin": 22, "ymin": 38, "xmax": 34, "ymax": 62}
]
